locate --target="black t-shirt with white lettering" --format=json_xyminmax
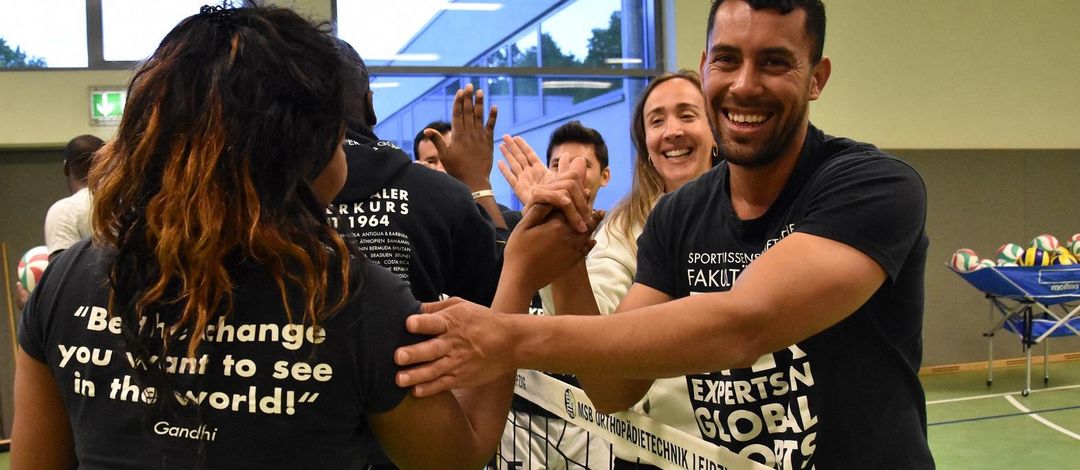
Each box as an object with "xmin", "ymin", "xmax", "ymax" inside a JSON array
[
  {"xmin": 329, "ymin": 126, "xmax": 502, "ymax": 306},
  {"xmin": 19, "ymin": 239, "xmax": 424, "ymax": 469},
  {"xmin": 636, "ymin": 125, "xmax": 933, "ymax": 469}
]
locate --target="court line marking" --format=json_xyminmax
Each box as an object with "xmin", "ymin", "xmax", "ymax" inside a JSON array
[
  {"xmin": 926, "ymin": 383, "xmax": 1080, "ymax": 405},
  {"xmin": 1004, "ymin": 394, "xmax": 1080, "ymax": 441},
  {"xmin": 929, "ymin": 404, "xmax": 1080, "ymax": 427}
]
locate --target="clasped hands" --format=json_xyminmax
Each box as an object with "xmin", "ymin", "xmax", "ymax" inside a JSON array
[{"xmin": 394, "ymin": 133, "xmax": 602, "ymax": 396}]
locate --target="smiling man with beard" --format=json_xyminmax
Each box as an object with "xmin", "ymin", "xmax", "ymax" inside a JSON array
[{"xmin": 393, "ymin": 1, "xmax": 934, "ymax": 468}]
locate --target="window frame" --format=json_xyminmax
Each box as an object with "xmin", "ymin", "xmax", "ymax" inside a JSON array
[{"xmin": 1, "ymin": 0, "xmax": 663, "ymax": 73}]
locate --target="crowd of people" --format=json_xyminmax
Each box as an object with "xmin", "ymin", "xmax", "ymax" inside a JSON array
[{"xmin": 11, "ymin": 1, "xmax": 934, "ymax": 469}]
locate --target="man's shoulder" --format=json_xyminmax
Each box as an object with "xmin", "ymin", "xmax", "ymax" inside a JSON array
[
  {"xmin": 45, "ymin": 190, "xmax": 89, "ymax": 222},
  {"xmin": 814, "ymin": 131, "xmax": 921, "ymax": 181},
  {"xmin": 48, "ymin": 189, "xmax": 85, "ymax": 210},
  {"xmin": 816, "ymin": 129, "xmax": 888, "ymax": 159}
]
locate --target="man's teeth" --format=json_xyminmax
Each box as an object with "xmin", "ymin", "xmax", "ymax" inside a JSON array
[
  {"xmin": 663, "ymin": 149, "xmax": 691, "ymax": 158},
  {"xmin": 727, "ymin": 112, "xmax": 767, "ymax": 123}
]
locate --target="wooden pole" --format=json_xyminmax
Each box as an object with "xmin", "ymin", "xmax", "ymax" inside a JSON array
[{"xmin": 1, "ymin": 242, "xmax": 17, "ymax": 359}]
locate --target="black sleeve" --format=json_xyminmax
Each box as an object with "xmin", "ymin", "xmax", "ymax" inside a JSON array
[
  {"xmin": 795, "ymin": 155, "xmax": 927, "ymax": 281},
  {"xmin": 501, "ymin": 209, "xmax": 523, "ymax": 232},
  {"xmin": 18, "ymin": 276, "xmax": 50, "ymax": 362},
  {"xmin": 354, "ymin": 258, "xmax": 427, "ymax": 413},
  {"xmin": 443, "ymin": 190, "xmax": 501, "ymax": 306},
  {"xmin": 634, "ymin": 194, "xmax": 678, "ymax": 297}
]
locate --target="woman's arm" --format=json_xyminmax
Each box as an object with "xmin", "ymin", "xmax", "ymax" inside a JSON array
[
  {"xmin": 370, "ymin": 203, "xmax": 600, "ymax": 468},
  {"xmin": 12, "ymin": 348, "xmax": 76, "ymax": 469}
]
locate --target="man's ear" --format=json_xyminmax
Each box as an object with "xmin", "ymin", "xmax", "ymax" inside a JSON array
[
  {"xmin": 600, "ymin": 167, "xmax": 611, "ymax": 187},
  {"xmin": 364, "ymin": 91, "xmax": 378, "ymax": 126},
  {"xmin": 809, "ymin": 56, "xmax": 831, "ymax": 101}
]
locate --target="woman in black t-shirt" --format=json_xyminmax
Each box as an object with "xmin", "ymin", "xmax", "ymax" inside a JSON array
[{"xmin": 13, "ymin": 6, "xmax": 509, "ymax": 469}]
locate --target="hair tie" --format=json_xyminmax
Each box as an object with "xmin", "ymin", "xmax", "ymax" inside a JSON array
[{"xmin": 200, "ymin": 4, "xmax": 236, "ymax": 25}]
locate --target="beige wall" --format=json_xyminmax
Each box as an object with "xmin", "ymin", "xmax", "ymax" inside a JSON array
[
  {"xmin": 901, "ymin": 149, "xmax": 1080, "ymax": 366},
  {"xmin": 0, "ymin": 71, "xmax": 130, "ymax": 146},
  {"xmin": 669, "ymin": 0, "xmax": 1080, "ymax": 149}
]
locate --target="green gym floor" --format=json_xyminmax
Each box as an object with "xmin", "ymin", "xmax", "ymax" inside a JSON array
[
  {"xmin": 0, "ymin": 361, "xmax": 1076, "ymax": 469},
  {"xmin": 924, "ymin": 360, "xmax": 1080, "ymax": 468}
]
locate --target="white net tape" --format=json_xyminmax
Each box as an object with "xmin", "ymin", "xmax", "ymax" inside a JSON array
[{"xmin": 491, "ymin": 370, "xmax": 771, "ymax": 470}]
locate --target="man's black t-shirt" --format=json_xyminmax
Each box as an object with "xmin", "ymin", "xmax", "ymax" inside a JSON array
[
  {"xmin": 19, "ymin": 239, "xmax": 424, "ymax": 469},
  {"xmin": 635, "ymin": 125, "xmax": 933, "ymax": 469},
  {"xmin": 328, "ymin": 127, "xmax": 501, "ymax": 305}
]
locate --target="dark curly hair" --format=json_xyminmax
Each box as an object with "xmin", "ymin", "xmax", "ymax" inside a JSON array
[{"xmin": 89, "ymin": 5, "xmax": 352, "ymax": 391}]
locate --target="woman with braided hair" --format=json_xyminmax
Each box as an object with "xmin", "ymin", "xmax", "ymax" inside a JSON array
[{"xmin": 12, "ymin": 5, "xmax": 517, "ymax": 469}]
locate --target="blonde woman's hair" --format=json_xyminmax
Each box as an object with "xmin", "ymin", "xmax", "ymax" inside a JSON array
[{"xmin": 604, "ymin": 70, "xmax": 707, "ymax": 254}]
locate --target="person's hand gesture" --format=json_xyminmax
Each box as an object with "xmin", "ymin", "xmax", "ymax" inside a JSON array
[
  {"xmin": 497, "ymin": 134, "xmax": 554, "ymax": 207},
  {"xmin": 429, "ymin": 83, "xmax": 498, "ymax": 190},
  {"xmin": 15, "ymin": 281, "xmax": 30, "ymax": 311},
  {"xmin": 395, "ymin": 297, "xmax": 513, "ymax": 396},
  {"xmin": 498, "ymin": 156, "xmax": 603, "ymax": 292},
  {"xmin": 503, "ymin": 204, "xmax": 604, "ymax": 294}
]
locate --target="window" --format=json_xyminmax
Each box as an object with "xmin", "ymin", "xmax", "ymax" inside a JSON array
[
  {"xmin": 0, "ymin": 0, "xmax": 216, "ymax": 69},
  {"xmin": 338, "ymin": 0, "xmax": 659, "ymax": 210},
  {"xmin": 101, "ymin": 0, "xmax": 205, "ymax": 62},
  {"xmin": 0, "ymin": 0, "xmax": 88, "ymax": 68}
]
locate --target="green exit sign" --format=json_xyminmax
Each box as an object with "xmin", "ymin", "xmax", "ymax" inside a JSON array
[{"xmin": 90, "ymin": 87, "xmax": 127, "ymax": 126}]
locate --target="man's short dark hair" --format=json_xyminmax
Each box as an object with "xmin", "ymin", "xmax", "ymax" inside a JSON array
[
  {"xmin": 412, "ymin": 120, "xmax": 451, "ymax": 160},
  {"xmin": 545, "ymin": 121, "xmax": 608, "ymax": 170},
  {"xmin": 64, "ymin": 134, "xmax": 105, "ymax": 182},
  {"xmin": 707, "ymin": 0, "xmax": 826, "ymax": 64}
]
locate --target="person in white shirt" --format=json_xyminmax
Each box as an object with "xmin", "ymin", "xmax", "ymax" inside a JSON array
[
  {"xmin": 44, "ymin": 134, "xmax": 103, "ymax": 256},
  {"xmin": 14, "ymin": 134, "xmax": 104, "ymax": 311}
]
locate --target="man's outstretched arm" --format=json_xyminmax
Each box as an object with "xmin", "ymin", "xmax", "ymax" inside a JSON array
[{"xmin": 397, "ymin": 231, "xmax": 885, "ymax": 396}]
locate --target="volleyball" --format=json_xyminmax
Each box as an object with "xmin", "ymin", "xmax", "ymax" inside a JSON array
[
  {"xmin": 1018, "ymin": 248, "xmax": 1053, "ymax": 267},
  {"xmin": 950, "ymin": 248, "xmax": 980, "ymax": 272},
  {"xmin": 1067, "ymin": 233, "xmax": 1080, "ymax": 254},
  {"xmin": 1053, "ymin": 247, "xmax": 1078, "ymax": 265},
  {"xmin": 1030, "ymin": 234, "xmax": 1059, "ymax": 252},
  {"xmin": 976, "ymin": 259, "xmax": 996, "ymax": 270},
  {"xmin": 995, "ymin": 243, "xmax": 1024, "ymax": 265},
  {"xmin": 17, "ymin": 245, "xmax": 50, "ymax": 293}
]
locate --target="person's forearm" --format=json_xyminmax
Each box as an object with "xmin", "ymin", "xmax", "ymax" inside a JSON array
[
  {"xmin": 550, "ymin": 263, "xmax": 657, "ymax": 412},
  {"xmin": 447, "ymin": 272, "xmax": 534, "ymax": 457},
  {"xmin": 550, "ymin": 261, "xmax": 597, "ymax": 316},
  {"xmin": 508, "ymin": 291, "xmax": 764, "ymax": 379}
]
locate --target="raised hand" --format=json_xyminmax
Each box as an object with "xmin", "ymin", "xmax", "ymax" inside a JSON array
[
  {"xmin": 15, "ymin": 281, "xmax": 30, "ymax": 310},
  {"xmin": 497, "ymin": 134, "xmax": 554, "ymax": 207},
  {"xmin": 429, "ymin": 83, "xmax": 498, "ymax": 191},
  {"xmin": 395, "ymin": 297, "xmax": 514, "ymax": 397}
]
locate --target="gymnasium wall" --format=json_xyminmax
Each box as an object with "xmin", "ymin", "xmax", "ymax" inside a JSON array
[
  {"xmin": 899, "ymin": 149, "xmax": 1080, "ymax": 365},
  {"xmin": 1, "ymin": 0, "xmax": 1077, "ymax": 435},
  {"xmin": 669, "ymin": 0, "xmax": 1080, "ymax": 149}
]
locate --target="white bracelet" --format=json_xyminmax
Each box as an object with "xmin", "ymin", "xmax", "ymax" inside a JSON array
[{"xmin": 471, "ymin": 189, "xmax": 494, "ymax": 200}]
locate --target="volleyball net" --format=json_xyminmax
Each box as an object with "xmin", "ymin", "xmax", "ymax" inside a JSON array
[{"xmin": 490, "ymin": 369, "xmax": 771, "ymax": 470}]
